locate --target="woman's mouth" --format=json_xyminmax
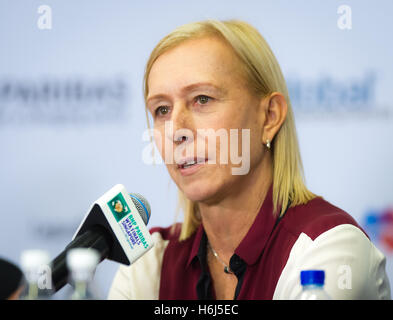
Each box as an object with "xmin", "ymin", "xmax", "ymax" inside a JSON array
[{"xmin": 177, "ymin": 158, "xmax": 208, "ymax": 175}]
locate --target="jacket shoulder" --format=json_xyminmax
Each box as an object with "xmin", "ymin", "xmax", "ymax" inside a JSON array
[
  {"xmin": 149, "ymin": 223, "xmax": 182, "ymax": 241},
  {"xmin": 282, "ymin": 196, "xmax": 366, "ymax": 240}
]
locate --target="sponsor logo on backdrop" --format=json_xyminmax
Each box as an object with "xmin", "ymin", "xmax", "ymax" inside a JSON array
[
  {"xmin": 286, "ymin": 72, "xmax": 390, "ymax": 117},
  {"xmin": 0, "ymin": 77, "xmax": 128, "ymax": 124},
  {"xmin": 363, "ymin": 207, "xmax": 393, "ymax": 254}
]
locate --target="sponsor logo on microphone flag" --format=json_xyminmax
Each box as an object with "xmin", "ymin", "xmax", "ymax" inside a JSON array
[
  {"xmin": 107, "ymin": 193, "xmax": 130, "ymax": 222},
  {"xmin": 107, "ymin": 192, "xmax": 149, "ymax": 250}
]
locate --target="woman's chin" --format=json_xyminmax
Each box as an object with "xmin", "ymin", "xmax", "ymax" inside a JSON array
[{"xmin": 180, "ymin": 183, "xmax": 218, "ymax": 203}]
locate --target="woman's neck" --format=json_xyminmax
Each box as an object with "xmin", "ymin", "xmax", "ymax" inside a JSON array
[{"xmin": 198, "ymin": 156, "xmax": 273, "ymax": 260}]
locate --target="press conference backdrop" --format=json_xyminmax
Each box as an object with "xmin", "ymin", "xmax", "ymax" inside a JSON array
[{"xmin": 0, "ymin": 1, "xmax": 392, "ymax": 298}]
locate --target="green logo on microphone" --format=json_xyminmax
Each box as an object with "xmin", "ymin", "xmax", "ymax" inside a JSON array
[{"xmin": 108, "ymin": 193, "xmax": 130, "ymax": 222}]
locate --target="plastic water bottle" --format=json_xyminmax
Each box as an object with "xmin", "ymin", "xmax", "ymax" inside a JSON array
[
  {"xmin": 295, "ymin": 270, "xmax": 331, "ymax": 300},
  {"xmin": 19, "ymin": 249, "xmax": 53, "ymax": 300},
  {"xmin": 66, "ymin": 248, "xmax": 101, "ymax": 300}
]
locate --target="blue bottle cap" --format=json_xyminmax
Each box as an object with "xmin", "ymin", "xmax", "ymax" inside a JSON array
[{"xmin": 300, "ymin": 270, "xmax": 325, "ymax": 286}]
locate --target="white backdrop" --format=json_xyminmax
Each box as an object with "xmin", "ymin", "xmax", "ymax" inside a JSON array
[{"xmin": 0, "ymin": 0, "xmax": 392, "ymax": 298}]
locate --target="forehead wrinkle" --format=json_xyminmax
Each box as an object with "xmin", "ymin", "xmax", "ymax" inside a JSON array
[{"xmin": 147, "ymin": 37, "xmax": 246, "ymax": 104}]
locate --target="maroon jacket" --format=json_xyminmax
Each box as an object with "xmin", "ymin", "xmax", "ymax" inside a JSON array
[
  {"xmin": 153, "ymin": 185, "xmax": 363, "ymax": 299},
  {"xmin": 109, "ymin": 184, "xmax": 390, "ymax": 299}
]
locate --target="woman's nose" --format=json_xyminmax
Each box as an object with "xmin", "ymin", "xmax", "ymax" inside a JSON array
[{"xmin": 168, "ymin": 102, "xmax": 195, "ymax": 144}]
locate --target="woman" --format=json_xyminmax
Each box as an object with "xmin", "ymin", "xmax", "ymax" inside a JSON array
[{"xmin": 108, "ymin": 19, "xmax": 390, "ymax": 299}]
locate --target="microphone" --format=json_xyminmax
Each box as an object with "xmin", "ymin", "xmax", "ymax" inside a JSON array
[
  {"xmin": 0, "ymin": 257, "xmax": 24, "ymax": 299},
  {"xmin": 50, "ymin": 184, "xmax": 154, "ymax": 293}
]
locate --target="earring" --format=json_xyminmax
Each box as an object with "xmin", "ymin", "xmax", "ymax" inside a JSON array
[{"xmin": 266, "ymin": 139, "xmax": 271, "ymax": 149}]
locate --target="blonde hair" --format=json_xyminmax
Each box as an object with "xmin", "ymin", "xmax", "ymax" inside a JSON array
[{"xmin": 143, "ymin": 19, "xmax": 317, "ymax": 241}]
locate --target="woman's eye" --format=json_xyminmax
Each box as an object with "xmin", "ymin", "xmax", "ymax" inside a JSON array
[
  {"xmin": 155, "ymin": 106, "xmax": 169, "ymax": 116},
  {"xmin": 196, "ymin": 95, "xmax": 211, "ymax": 105}
]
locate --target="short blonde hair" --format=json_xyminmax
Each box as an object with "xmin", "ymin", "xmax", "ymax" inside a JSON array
[{"xmin": 143, "ymin": 19, "xmax": 317, "ymax": 241}]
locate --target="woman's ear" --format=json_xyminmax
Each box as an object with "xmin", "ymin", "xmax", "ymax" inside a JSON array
[{"xmin": 260, "ymin": 92, "xmax": 288, "ymax": 144}]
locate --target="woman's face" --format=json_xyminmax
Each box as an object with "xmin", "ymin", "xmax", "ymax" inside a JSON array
[{"xmin": 146, "ymin": 36, "xmax": 269, "ymax": 204}]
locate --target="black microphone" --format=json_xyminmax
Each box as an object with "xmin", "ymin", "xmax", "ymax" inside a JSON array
[
  {"xmin": 0, "ymin": 257, "xmax": 24, "ymax": 299},
  {"xmin": 51, "ymin": 225, "xmax": 112, "ymax": 293},
  {"xmin": 50, "ymin": 185, "xmax": 153, "ymax": 293}
]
